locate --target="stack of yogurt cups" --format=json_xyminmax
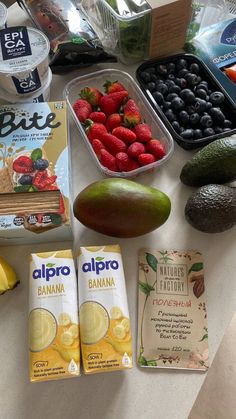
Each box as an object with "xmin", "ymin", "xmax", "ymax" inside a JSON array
[{"xmin": 0, "ymin": 20, "xmax": 52, "ymax": 103}]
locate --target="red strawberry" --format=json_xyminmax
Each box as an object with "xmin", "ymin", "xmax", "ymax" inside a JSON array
[
  {"xmin": 100, "ymin": 133, "xmax": 126, "ymax": 155},
  {"xmin": 80, "ymin": 87, "xmax": 103, "ymax": 107},
  {"xmin": 116, "ymin": 152, "xmax": 139, "ymax": 172},
  {"xmin": 146, "ymin": 139, "xmax": 166, "ymax": 159},
  {"xmin": 100, "ymin": 149, "xmax": 118, "ymax": 172},
  {"xmin": 104, "ymin": 80, "xmax": 127, "ymax": 94},
  {"xmin": 112, "ymin": 126, "xmax": 136, "ymax": 144},
  {"xmin": 99, "ymin": 91, "xmax": 128, "ymax": 115},
  {"xmin": 134, "ymin": 123, "xmax": 152, "ymax": 142},
  {"xmin": 123, "ymin": 99, "xmax": 141, "ymax": 127},
  {"xmin": 92, "ymin": 139, "xmax": 105, "ymax": 159},
  {"xmin": 33, "ymin": 171, "xmax": 57, "ymax": 190},
  {"xmin": 73, "ymin": 99, "xmax": 92, "ymax": 122},
  {"xmin": 138, "ymin": 153, "xmax": 156, "ymax": 166},
  {"xmin": 89, "ymin": 111, "xmax": 106, "ymax": 124},
  {"xmin": 13, "ymin": 156, "xmax": 33, "ymax": 173},
  {"xmin": 106, "ymin": 113, "xmax": 122, "ymax": 132},
  {"xmin": 127, "ymin": 142, "xmax": 145, "ymax": 159},
  {"xmin": 86, "ymin": 120, "xmax": 108, "ymax": 142}
]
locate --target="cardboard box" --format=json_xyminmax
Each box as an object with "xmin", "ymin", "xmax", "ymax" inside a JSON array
[{"xmin": 0, "ymin": 101, "xmax": 73, "ymax": 245}]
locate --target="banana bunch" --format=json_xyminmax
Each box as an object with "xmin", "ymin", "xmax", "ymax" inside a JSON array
[{"xmin": 0, "ymin": 256, "xmax": 19, "ymax": 295}]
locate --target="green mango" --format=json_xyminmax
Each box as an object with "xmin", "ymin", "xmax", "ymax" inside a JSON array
[{"xmin": 73, "ymin": 178, "xmax": 171, "ymax": 238}]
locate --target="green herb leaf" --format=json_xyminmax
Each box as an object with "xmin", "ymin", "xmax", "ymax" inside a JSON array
[
  {"xmin": 46, "ymin": 263, "xmax": 55, "ymax": 267},
  {"xmin": 138, "ymin": 354, "xmax": 148, "ymax": 366},
  {"xmin": 96, "ymin": 257, "xmax": 104, "ymax": 261},
  {"xmin": 147, "ymin": 360, "xmax": 157, "ymax": 366},
  {"xmin": 199, "ymin": 334, "xmax": 208, "ymax": 342},
  {"xmin": 138, "ymin": 281, "xmax": 155, "ymax": 296},
  {"xmin": 28, "ymin": 186, "xmax": 38, "ymax": 192},
  {"xmin": 14, "ymin": 185, "xmax": 30, "ymax": 193},
  {"xmin": 146, "ymin": 252, "xmax": 157, "ymax": 272},
  {"xmin": 188, "ymin": 262, "xmax": 203, "ymax": 274},
  {"xmin": 31, "ymin": 148, "xmax": 42, "ymax": 161}
]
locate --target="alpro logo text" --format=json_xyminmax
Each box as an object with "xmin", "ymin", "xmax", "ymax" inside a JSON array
[
  {"xmin": 82, "ymin": 257, "xmax": 119, "ymax": 275},
  {"xmin": 33, "ymin": 263, "xmax": 71, "ymax": 281}
]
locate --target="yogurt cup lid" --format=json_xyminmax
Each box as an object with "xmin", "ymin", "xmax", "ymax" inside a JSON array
[
  {"xmin": 0, "ymin": 2, "xmax": 7, "ymax": 28},
  {"xmin": 0, "ymin": 26, "xmax": 50, "ymax": 74},
  {"xmin": 0, "ymin": 67, "xmax": 52, "ymax": 103}
]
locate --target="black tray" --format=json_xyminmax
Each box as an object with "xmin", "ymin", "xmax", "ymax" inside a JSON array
[{"xmin": 136, "ymin": 53, "xmax": 236, "ymax": 150}]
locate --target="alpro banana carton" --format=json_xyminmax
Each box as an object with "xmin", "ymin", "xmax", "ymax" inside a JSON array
[
  {"xmin": 77, "ymin": 245, "xmax": 133, "ymax": 374},
  {"xmin": 0, "ymin": 101, "xmax": 72, "ymax": 244},
  {"xmin": 29, "ymin": 250, "xmax": 80, "ymax": 382}
]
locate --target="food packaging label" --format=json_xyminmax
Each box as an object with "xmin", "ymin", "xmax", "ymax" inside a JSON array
[
  {"xmin": 77, "ymin": 245, "xmax": 133, "ymax": 374},
  {"xmin": 137, "ymin": 249, "xmax": 209, "ymax": 370},
  {"xmin": 29, "ymin": 250, "xmax": 80, "ymax": 382},
  {"xmin": 0, "ymin": 101, "xmax": 73, "ymax": 245}
]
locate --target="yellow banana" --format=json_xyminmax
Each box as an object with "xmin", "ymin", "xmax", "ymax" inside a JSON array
[
  {"xmin": 52, "ymin": 344, "xmax": 80, "ymax": 362},
  {"xmin": 105, "ymin": 336, "xmax": 132, "ymax": 356},
  {"xmin": 0, "ymin": 256, "xmax": 19, "ymax": 295}
]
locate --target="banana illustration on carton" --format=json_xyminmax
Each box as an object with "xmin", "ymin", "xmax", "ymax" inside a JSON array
[
  {"xmin": 0, "ymin": 256, "xmax": 19, "ymax": 295},
  {"xmin": 52, "ymin": 344, "xmax": 80, "ymax": 363},
  {"xmin": 105, "ymin": 336, "xmax": 132, "ymax": 357}
]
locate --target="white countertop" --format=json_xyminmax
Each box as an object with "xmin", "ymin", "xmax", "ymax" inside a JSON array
[{"xmin": 1, "ymin": 4, "xmax": 236, "ymax": 419}]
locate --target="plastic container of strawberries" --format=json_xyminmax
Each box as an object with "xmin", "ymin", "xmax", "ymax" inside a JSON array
[{"xmin": 63, "ymin": 68, "xmax": 174, "ymax": 178}]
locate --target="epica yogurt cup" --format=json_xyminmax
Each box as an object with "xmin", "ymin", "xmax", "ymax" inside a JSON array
[
  {"xmin": 0, "ymin": 26, "xmax": 50, "ymax": 95},
  {"xmin": 0, "ymin": 2, "xmax": 7, "ymax": 29},
  {"xmin": 0, "ymin": 67, "xmax": 52, "ymax": 103}
]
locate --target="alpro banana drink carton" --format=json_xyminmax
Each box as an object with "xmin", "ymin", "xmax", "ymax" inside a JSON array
[
  {"xmin": 77, "ymin": 245, "xmax": 133, "ymax": 374},
  {"xmin": 29, "ymin": 250, "xmax": 80, "ymax": 382}
]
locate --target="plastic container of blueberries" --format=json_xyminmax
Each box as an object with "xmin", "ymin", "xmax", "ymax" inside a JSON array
[
  {"xmin": 63, "ymin": 68, "xmax": 174, "ymax": 178},
  {"xmin": 136, "ymin": 53, "xmax": 236, "ymax": 150}
]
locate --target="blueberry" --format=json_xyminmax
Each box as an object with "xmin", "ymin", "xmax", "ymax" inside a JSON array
[
  {"xmin": 147, "ymin": 82, "xmax": 156, "ymax": 91},
  {"xmin": 182, "ymin": 129, "xmax": 194, "ymax": 139},
  {"xmin": 209, "ymin": 91, "xmax": 225, "ymax": 106},
  {"xmin": 224, "ymin": 120, "xmax": 232, "ymax": 128},
  {"xmin": 185, "ymin": 73, "xmax": 199, "ymax": 87},
  {"xmin": 171, "ymin": 120, "xmax": 181, "ymax": 133},
  {"xmin": 214, "ymin": 126, "xmax": 223, "ymax": 134},
  {"xmin": 196, "ymin": 82, "xmax": 209, "ymax": 93},
  {"xmin": 200, "ymin": 115, "xmax": 213, "ymax": 128},
  {"xmin": 19, "ymin": 175, "xmax": 33, "ymax": 185},
  {"xmin": 186, "ymin": 105, "xmax": 196, "ymax": 115},
  {"xmin": 150, "ymin": 73, "xmax": 158, "ymax": 82},
  {"xmin": 175, "ymin": 78, "xmax": 187, "ymax": 89},
  {"xmin": 206, "ymin": 102, "xmax": 213, "ymax": 111},
  {"xmin": 209, "ymin": 108, "xmax": 226, "ymax": 125},
  {"xmin": 165, "ymin": 109, "xmax": 177, "ymax": 122},
  {"xmin": 193, "ymin": 129, "xmax": 203, "ymax": 139},
  {"xmin": 189, "ymin": 63, "xmax": 200, "ymax": 74},
  {"xmin": 167, "ymin": 62, "xmax": 176, "ymax": 73},
  {"xmin": 167, "ymin": 73, "xmax": 176, "ymax": 81},
  {"xmin": 140, "ymin": 71, "xmax": 151, "ymax": 83},
  {"xmin": 156, "ymin": 79, "xmax": 165, "ymax": 85},
  {"xmin": 189, "ymin": 113, "xmax": 200, "ymax": 126},
  {"xmin": 178, "ymin": 68, "xmax": 189, "ymax": 78},
  {"xmin": 152, "ymin": 91, "xmax": 164, "ymax": 105},
  {"xmin": 162, "ymin": 100, "xmax": 172, "ymax": 110},
  {"xmin": 165, "ymin": 80, "xmax": 176, "ymax": 89},
  {"xmin": 176, "ymin": 58, "xmax": 187, "ymax": 71},
  {"xmin": 169, "ymin": 84, "xmax": 181, "ymax": 94},
  {"xmin": 180, "ymin": 89, "xmax": 196, "ymax": 104},
  {"xmin": 171, "ymin": 97, "xmax": 185, "ymax": 111},
  {"xmin": 195, "ymin": 99, "xmax": 207, "ymax": 113},
  {"xmin": 166, "ymin": 93, "xmax": 178, "ymax": 101},
  {"xmin": 156, "ymin": 64, "xmax": 168, "ymax": 76},
  {"xmin": 179, "ymin": 110, "xmax": 190, "ymax": 125},
  {"xmin": 196, "ymin": 76, "xmax": 202, "ymax": 84},
  {"xmin": 195, "ymin": 89, "xmax": 207, "ymax": 100},
  {"xmin": 204, "ymin": 128, "xmax": 215, "ymax": 137},
  {"xmin": 147, "ymin": 67, "xmax": 156, "ymax": 74},
  {"xmin": 156, "ymin": 83, "xmax": 168, "ymax": 96},
  {"xmin": 33, "ymin": 158, "xmax": 49, "ymax": 171}
]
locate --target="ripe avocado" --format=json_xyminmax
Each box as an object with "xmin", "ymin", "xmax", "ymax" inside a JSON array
[
  {"xmin": 73, "ymin": 178, "xmax": 171, "ymax": 238},
  {"xmin": 185, "ymin": 184, "xmax": 236, "ymax": 233},
  {"xmin": 180, "ymin": 137, "xmax": 236, "ymax": 186}
]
